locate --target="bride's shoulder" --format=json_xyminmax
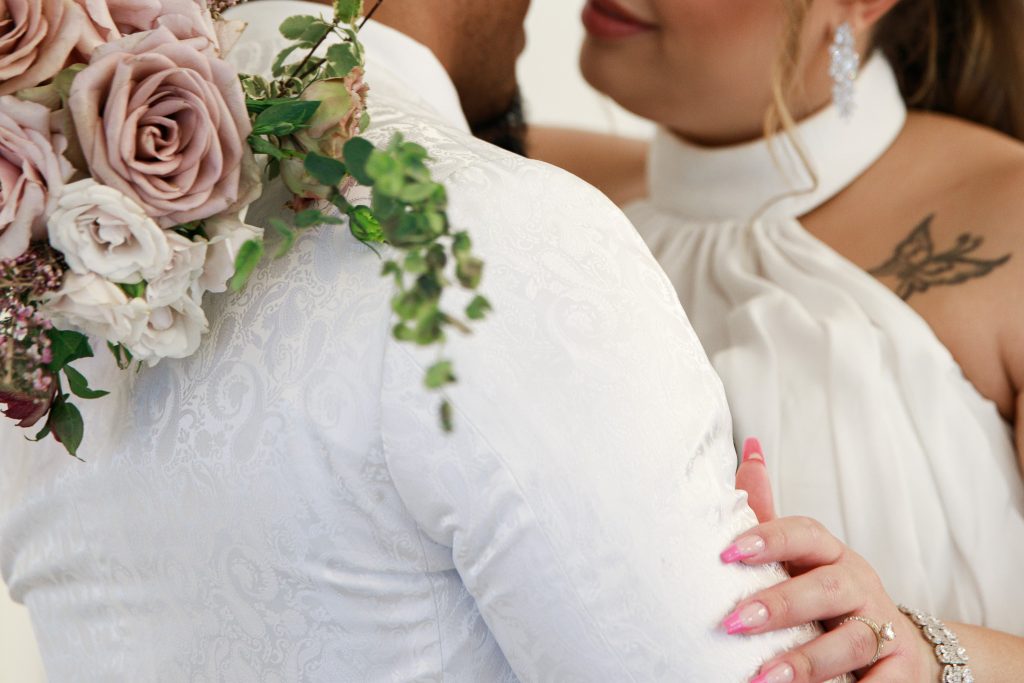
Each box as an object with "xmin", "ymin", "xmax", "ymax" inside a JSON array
[
  {"xmin": 903, "ymin": 112, "xmax": 1024, "ymax": 220},
  {"xmin": 895, "ymin": 113, "xmax": 1024, "ymax": 258}
]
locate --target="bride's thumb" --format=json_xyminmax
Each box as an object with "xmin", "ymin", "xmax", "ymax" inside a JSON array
[{"xmin": 735, "ymin": 437, "xmax": 777, "ymax": 523}]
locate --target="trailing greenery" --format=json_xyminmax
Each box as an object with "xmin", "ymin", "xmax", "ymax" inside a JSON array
[{"xmin": 235, "ymin": 0, "xmax": 489, "ymax": 430}]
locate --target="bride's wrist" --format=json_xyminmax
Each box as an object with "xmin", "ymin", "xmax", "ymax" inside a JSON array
[{"xmin": 898, "ymin": 607, "xmax": 971, "ymax": 682}]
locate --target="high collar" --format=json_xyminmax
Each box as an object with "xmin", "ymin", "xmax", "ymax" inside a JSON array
[
  {"xmin": 225, "ymin": 1, "xmax": 470, "ymax": 133},
  {"xmin": 647, "ymin": 54, "xmax": 907, "ymax": 222}
]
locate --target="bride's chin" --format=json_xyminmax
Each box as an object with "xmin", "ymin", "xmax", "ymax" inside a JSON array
[{"xmin": 579, "ymin": 42, "xmax": 660, "ymax": 122}]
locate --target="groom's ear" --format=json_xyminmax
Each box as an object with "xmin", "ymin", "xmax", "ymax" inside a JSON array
[{"xmin": 840, "ymin": 0, "xmax": 901, "ymax": 31}]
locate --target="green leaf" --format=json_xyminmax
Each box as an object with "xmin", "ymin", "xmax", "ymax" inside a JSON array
[
  {"xmin": 452, "ymin": 231, "xmax": 472, "ymax": 256},
  {"xmin": 381, "ymin": 260, "xmax": 402, "ymax": 284},
  {"xmin": 246, "ymin": 97, "xmax": 297, "ymax": 115},
  {"xmin": 466, "ymin": 295, "xmax": 492, "ymax": 321},
  {"xmin": 392, "ymin": 290, "xmax": 425, "ymax": 321},
  {"xmin": 252, "ymin": 100, "xmax": 321, "ymax": 136},
  {"xmin": 404, "ymin": 250, "xmax": 427, "ymax": 275},
  {"xmin": 425, "ymin": 244, "xmax": 447, "ymax": 270},
  {"xmin": 298, "ymin": 20, "xmax": 333, "ymax": 46},
  {"xmin": 365, "ymin": 151, "xmax": 399, "ymax": 182},
  {"xmin": 229, "ymin": 239, "xmax": 265, "ymax": 292},
  {"xmin": 424, "ymin": 360, "xmax": 456, "ymax": 389},
  {"xmin": 63, "ymin": 365, "xmax": 110, "ymax": 400},
  {"xmin": 398, "ymin": 141, "xmax": 429, "ymax": 162},
  {"xmin": 414, "ymin": 307, "xmax": 445, "ymax": 346},
  {"xmin": 248, "ymin": 134, "xmax": 291, "ymax": 161},
  {"xmin": 325, "ymin": 42, "xmax": 361, "ymax": 77},
  {"xmin": 46, "ymin": 329, "xmax": 94, "ymax": 371},
  {"xmin": 118, "ymin": 281, "xmax": 146, "ymax": 299},
  {"xmin": 269, "ymin": 218, "xmax": 297, "ymax": 259},
  {"xmin": 271, "ymin": 44, "xmax": 303, "ymax": 77},
  {"xmin": 349, "ymin": 206, "xmax": 384, "ymax": 242},
  {"xmin": 294, "ymin": 208, "xmax": 346, "ymax": 228},
  {"xmin": 107, "ymin": 342, "xmax": 133, "ymax": 370},
  {"xmin": 49, "ymin": 398, "xmax": 84, "ymax": 457},
  {"xmin": 392, "ymin": 322, "xmax": 416, "ymax": 342},
  {"xmin": 334, "ymin": 0, "xmax": 363, "ymax": 23},
  {"xmin": 279, "ymin": 15, "xmax": 318, "ymax": 40},
  {"xmin": 30, "ymin": 422, "xmax": 51, "ymax": 442},
  {"xmin": 456, "ymin": 257, "xmax": 484, "ymax": 290},
  {"xmin": 398, "ymin": 182, "xmax": 439, "ymax": 204},
  {"xmin": 343, "ymin": 136, "xmax": 375, "ymax": 185},
  {"xmin": 304, "ymin": 152, "xmax": 347, "ymax": 187}
]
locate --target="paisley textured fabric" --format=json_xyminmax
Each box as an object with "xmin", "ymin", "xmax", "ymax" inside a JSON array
[
  {"xmin": 628, "ymin": 55, "xmax": 1024, "ymax": 633},
  {"xmin": 0, "ymin": 3, "xmax": 823, "ymax": 679}
]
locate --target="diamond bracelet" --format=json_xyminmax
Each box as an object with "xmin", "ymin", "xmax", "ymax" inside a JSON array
[{"xmin": 898, "ymin": 605, "xmax": 974, "ymax": 683}]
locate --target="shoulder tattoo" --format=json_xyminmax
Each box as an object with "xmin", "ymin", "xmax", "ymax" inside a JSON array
[{"xmin": 869, "ymin": 214, "xmax": 1012, "ymax": 301}]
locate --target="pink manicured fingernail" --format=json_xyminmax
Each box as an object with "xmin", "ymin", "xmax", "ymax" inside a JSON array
[
  {"xmin": 743, "ymin": 437, "xmax": 765, "ymax": 464},
  {"xmin": 720, "ymin": 535, "xmax": 766, "ymax": 563},
  {"xmin": 751, "ymin": 662, "xmax": 794, "ymax": 683},
  {"xmin": 722, "ymin": 602, "xmax": 769, "ymax": 634}
]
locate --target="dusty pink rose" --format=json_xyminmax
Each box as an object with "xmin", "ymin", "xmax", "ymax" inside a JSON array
[
  {"xmin": 0, "ymin": 0, "xmax": 84, "ymax": 96},
  {"xmin": 0, "ymin": 95, "xmax": 73, "ymax": 260},
  {"xmin": 69, "ymin": 27, "xmax": 253, "ymax": 229},
  {"xmin": 74, "ymin": 0, "xmax": 218, "ymax": 58}
]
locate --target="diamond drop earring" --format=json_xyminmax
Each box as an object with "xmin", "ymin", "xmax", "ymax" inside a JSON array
[{"xmin": 829, "ymin": 22, "xmax": 860, "ymax": 120}]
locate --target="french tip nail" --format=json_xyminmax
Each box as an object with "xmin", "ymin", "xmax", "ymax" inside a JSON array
[{"xmin": 742, "ymin": 437, "xmax": 765, "ymax": 463}]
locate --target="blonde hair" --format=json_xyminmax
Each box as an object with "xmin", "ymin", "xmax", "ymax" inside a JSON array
[{"xmin": 771, "ymin": 0, "xmax": 1024, "ymax": 141}]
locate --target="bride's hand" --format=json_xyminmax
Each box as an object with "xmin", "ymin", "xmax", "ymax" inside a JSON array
[{"xmin": 726, "ymin": 439, "xmax": 939, "ymax": 683}]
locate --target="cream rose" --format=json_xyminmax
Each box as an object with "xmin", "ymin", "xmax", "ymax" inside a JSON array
[
  {"xmin": 43, "ymin": 272, "xmax": 150, "ymax": 345},
  {"xmin": 146, "ymin": 231, "xmax": 207, "ymax": 307},
  {"xmin": 198, "ymin": 212, "xmax": 263, "ymax": 294},
  {"xmin": 130, "ymin": 291, "xmax": 208, "ymax": 365},
  {"xmin": 0, "ymin": 96, "xmax": 73, "ymax": 260},
  {"xmin": 47, "ymin": 179, "xmax": 173, "ymax": 284},
  {"xmin": 75, "ymin": 0, "xmax": 219, "ymax": 58},
  {"xmin": 295, "ymin": 69, "xmax": 369, "ymax": 159},
  {"xmin": 283, "ymin": 70, "xmax": 369, "ymax": 199},
  {"xmin": 68, "ymin": 27, "xmax": 254, "ymax": 229},
  {"xmin": 0, "ymin": 0, "xmax": 83, "ymax": 96}
]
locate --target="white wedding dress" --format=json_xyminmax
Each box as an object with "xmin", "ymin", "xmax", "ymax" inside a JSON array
[
  {"xmin": 627, "ymin": 55, "xmax": 1024, "ymax": 633},
  {"xmin": 0, "ymin": 3, "xmax": 823, "ymax": 680}
]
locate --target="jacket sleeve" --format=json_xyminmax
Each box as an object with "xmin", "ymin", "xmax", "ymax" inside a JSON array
[{"xmin": 381, "ymin": 158, "xmax": 822, "ymax": 682}]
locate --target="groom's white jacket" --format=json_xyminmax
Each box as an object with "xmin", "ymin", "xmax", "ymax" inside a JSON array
[{"xmin": 0, "ymin": 2, "xmax": 820, "ymax": 680}]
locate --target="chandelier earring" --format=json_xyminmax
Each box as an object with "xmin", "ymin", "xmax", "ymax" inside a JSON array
[{"xmin": 830, "ymin": 21, "xmax": 860, "ymax": 120}]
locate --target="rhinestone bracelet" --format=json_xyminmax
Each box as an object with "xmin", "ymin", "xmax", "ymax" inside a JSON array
[{"xmin": 898, "ymin": 605, "xmax": 974, "ymax": 683}]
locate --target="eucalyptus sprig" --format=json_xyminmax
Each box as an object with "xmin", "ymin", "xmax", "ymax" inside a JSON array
[{"xmin": 235, "ymin": 0, "xmax": 489, "ymax": 430}]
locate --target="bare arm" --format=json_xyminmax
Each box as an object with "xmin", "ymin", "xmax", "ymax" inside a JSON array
[
  {"xmin": 945, "ymin": 624, "xmax": 1024, "ymax": 681},
  {"xmin": 1017, "ymin": 389, "xmax": 1023, "ymax": 475},
  {"xmin": 527, "ymin": 125, "xmax": 649, "ymax": 206}
]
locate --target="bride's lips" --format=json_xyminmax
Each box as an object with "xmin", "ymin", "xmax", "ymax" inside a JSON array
[{"xmin": 582, "ymin": 0, "xmax": 657, "ymax": 40}]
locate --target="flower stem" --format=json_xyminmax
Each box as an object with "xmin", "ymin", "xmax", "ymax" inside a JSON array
[{"xmin": 358, "ymin": 0, "xmax": 385, "ymax": 31}]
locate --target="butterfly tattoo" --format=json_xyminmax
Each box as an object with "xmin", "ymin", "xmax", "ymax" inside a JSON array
[{"xmin": 869, "ymin": 214, "xmax": 1011, "ymax": 301}]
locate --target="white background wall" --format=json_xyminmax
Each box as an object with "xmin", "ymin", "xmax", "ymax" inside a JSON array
[
  {"xmin": 0, "ymin": 588, "xmax": 44, "ymax": 683},
  {"xmin": 0, "ymin": 3, "xmax": 651, "ymax": 681}
]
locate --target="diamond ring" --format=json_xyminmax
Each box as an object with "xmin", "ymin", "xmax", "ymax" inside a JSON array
[{"xmin": 838, "ymin": 615, "xmax": 896, "ymax": 665}]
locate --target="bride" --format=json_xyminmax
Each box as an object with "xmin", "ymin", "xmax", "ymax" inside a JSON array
[{"xmin": 532, "ymin": 0, "xmax": 1024, "ymax": 679}]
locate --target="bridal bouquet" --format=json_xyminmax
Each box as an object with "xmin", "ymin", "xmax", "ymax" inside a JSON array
[{"xmin": 0, "ymin": 0, "xmax": 488, "ymax": 456}]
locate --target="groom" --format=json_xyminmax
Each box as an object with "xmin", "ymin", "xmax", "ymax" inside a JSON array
[{"xmin": 0, "ymin": 1, "xmax": 818, "ymax": 680}]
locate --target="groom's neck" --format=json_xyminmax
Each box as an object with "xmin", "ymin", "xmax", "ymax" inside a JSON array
[{"xmin": 313, "ymin": 0, "xmax": 525, "ymax": 127}]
